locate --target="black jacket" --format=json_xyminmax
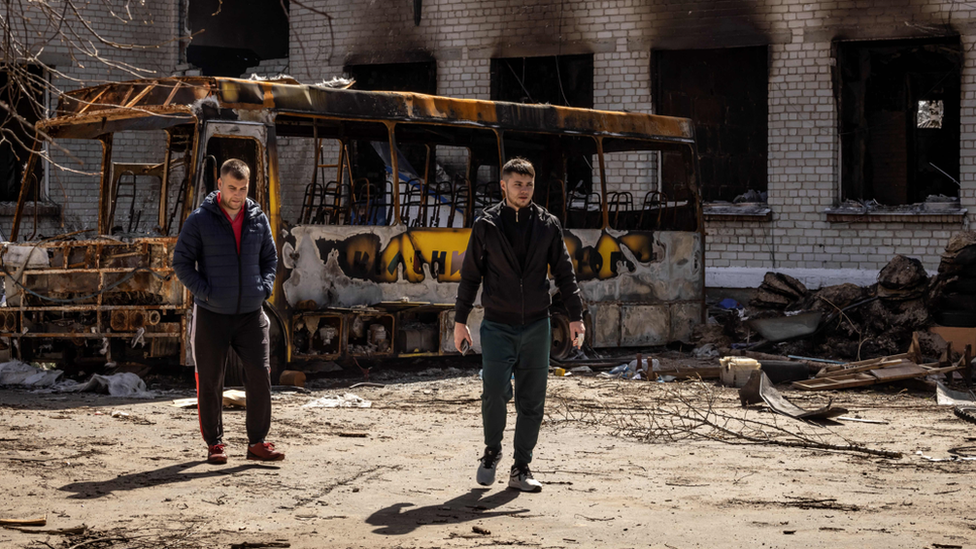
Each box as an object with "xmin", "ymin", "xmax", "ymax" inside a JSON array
[
  {"xmin": 173, "ymin": 191, "xmax": 278, "ymax": 315},
  {"xmin": 455, "ymin": 201, "xmax": 583, "ymax": 326}
]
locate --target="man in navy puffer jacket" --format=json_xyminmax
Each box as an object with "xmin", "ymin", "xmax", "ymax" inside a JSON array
[{"xmin": 173, "ymin": 158, "xmax": 283, "ymax": 464}]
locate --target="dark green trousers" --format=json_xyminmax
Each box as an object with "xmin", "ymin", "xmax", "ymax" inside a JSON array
[{"xmin": 480, "ymin": 317, "xmax": 551, "ymax": 465}]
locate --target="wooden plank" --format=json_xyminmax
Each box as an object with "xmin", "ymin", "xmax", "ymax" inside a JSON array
[
  {"xmin": 0, "ymin": 516, "xmax": 46, "ymax": 527},
  {"xmin": 869, "ymin": 364, "xmax": 927, "ymax": 380},
  {"xmin": 793, "ymin": 373, "xmax": 877, "ymax": 391},
  {"xmin": 796, "ymin": 363, "xmax": 966, "ymax": 391},
  {"xmin": 815, "ymin": 358, "xmax": 913, "ymax": 378},
  {"xmin": 817, "ymin": 353, "xmax": 909, "ymax": 375}
]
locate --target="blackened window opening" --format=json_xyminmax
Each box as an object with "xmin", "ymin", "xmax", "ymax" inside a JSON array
[
  {"xmin": 0, "ymin": 65, "xmax": 44, "ymax": 202},
  {"xmin": 837, "ymin": 37, "xmax": 962, "ymax": 205},
  {"xmin": 187, "ymin": 0, "xmax": 289, "ymax": 76},
  {"xmin": 654, "ymin": 46, "xmax": 768, "ymax": 203},
  {"xmin": 491, "ymin": 55, "xmax": 594, "ymax": 197}
]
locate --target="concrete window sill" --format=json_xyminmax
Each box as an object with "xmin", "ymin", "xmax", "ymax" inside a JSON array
[
  {"xmin": 703, "ymin": 203, "xmax": 772, "ymax": 222},
  {"xmin": 825, "ymin": 209, "xmax": 967, "ymax": 223}
]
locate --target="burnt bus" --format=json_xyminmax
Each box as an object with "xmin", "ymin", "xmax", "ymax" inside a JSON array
[{"xmin": 0, "ymin": 76, "xmax": 703, "ymax": 376}]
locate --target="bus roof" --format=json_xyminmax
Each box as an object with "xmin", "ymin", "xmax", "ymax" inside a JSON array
[{"xmin": 42, "ymin": 76, "xmax": 695, "ymax": 143}]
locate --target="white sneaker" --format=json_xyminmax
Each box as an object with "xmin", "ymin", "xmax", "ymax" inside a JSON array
[
  {"xmin": 476, "ymin": 448, "xmax": 502, "ymax": 486},
  {"xmin": 508, "ymin": 464, "xmax": 542, "ymax": 492}
]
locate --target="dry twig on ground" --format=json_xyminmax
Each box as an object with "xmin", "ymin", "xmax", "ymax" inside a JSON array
[{"xmin": 547, "ymin": 380, "xmax": 901, "ymax": 459}]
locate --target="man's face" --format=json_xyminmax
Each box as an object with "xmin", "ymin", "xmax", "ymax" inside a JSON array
[
  {"xmin": 501, "ymin": 172, "xmax": 534, "ymax": 209},
  {"xmin": 217, "ymin": 174, "xmax": 248, "ymax": 212}
]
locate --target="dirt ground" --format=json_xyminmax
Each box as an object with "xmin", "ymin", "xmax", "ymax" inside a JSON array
[{"xmin": 2, "ymin": 358, "xmax": 975, "ymax": 549}]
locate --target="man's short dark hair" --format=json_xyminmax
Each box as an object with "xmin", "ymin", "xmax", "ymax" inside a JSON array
[
  {"xmin": 220, "ymin": 158, "xmax": 250, "ymax": 182},
  {"xmin": 502, "ymin": 157, "xmax": 535, "ymax": 179}
]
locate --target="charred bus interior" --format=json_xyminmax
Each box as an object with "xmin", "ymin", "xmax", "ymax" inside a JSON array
[{"xmin": 0, "ymin": 77, "xmax": 703, "ymax": 374}]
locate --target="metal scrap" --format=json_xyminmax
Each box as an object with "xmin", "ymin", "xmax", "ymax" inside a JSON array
[{"xmin": 739, "ymin": 371, "xmax": 847, "ymax": 420}]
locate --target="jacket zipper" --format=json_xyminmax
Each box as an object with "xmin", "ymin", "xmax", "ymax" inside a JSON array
[
  {"xmin": 235, "ymin": 211, "xmax": 245, "ymax": 315},
  {"xmin": 517, "ymin": 208, "xmax": 524, "ymax": 325},
  {"xmin": 215, "ymin": 200, "xmax": 245, "ymax": 315}
]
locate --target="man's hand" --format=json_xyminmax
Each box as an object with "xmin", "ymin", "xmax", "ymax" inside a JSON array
[
  {"xmin": 570, "ymin": 320, "xmax": 586, "ymax": 349},
  {"xmin": 454, "ymin": 322, "xmax": 473, "ymax": 354}
]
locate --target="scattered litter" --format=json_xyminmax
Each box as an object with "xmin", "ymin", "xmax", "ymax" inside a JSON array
[
  {"xmin": 936, "ymin": 382, "xmax": 976, "ymax": 406},
  {"xmin": 349, "ymin": 382, "xmax": 385, "ymax": 389},
  {"xmin": 59, "ymin": 372, "xmax": 155, "ymax": 399},
  {"xmin": 472, "ymin": 525, "xmax": 491, "ymax": 535},
  {"xmin": 110, "ymin": 411, "xmax": 129, "ymax": 419},
  {"xmin": 916, "ymin": 450, "xmax": 976, "ymax": 462},
  {"xmin": 793, "ymin": 335, "xmax": 966, "ymax": 391},
  {"xmin": 720, "ymin": 357, "xmax": 761, "ymax": 388},
  {"xmin": 835, "ymin": 416, "xmax": 888, "ymax": 424},
  {"xmin": 0, "ymin": 361, "xmax": 62, "ymax": 388},
  {"xmin": 170, "ymin": 389, "xmax": 247, "ymax": 409},
  {"xmin": 569, "ymin": 365, "xmax": 593, "ymax": 373},
  {"xmin": 748, "ymin": 311, "xmax": 821, "ymax": 343},
  {"xmin": 739, "ymin": 371, "xmax": 847, "ymax": 420},
  {"xmin": 223, "ymin": 390, "xmax": 247, "ymax": 407},
  {"xmin": 303, "ymin": 393, "xmax": 372, "ymax": 408},
  {"xmin": 692, "ymin": 343, "xmax": 720, "ymax": 359},
  {"xmin": 717, "ymin": 298, "xmax": 742, "ymax": 310}
]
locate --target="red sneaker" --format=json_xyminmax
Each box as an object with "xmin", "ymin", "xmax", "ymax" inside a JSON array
[
  {"xmin": 207, "ymin": 443, "xmax": 227, "ymax": 464},
  {"xmin": 247, "ymin": 442, "xmax": 285, "ymax": 461}
]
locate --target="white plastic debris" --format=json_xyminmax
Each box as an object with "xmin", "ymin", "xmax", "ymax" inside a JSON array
[
  {"xmin": 303, "ymin": 393, "xmax": 372, "ymax": 408},
  {"xmin": 0, "ymin": 360, "xmax": 63, "ymax": 387},
  {"xmin": 110, "ymin": 410, "xmax": 130, "ymax": 418},
  {"xmin": 936, "ymin": 381, "xmax": 976, "ymax": 406},
  {"xmin": 692, "ymin": 343, "xmax": 720, "ymax": 359},
  {"xmin": 60, "ymin": 372, "xmax": 155, "ymax": 399}
]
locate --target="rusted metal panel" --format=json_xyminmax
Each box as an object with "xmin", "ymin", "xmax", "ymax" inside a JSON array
[
  {"xmin": 589, "ymin": 303, "xmax": 622, "ymax": 348},
  {"xmin": 43, "ymin": 77, "xmax": 694, "ymax": 143},
  {"xmin": 621, "ymin": 305, "xmax": 670, "ymax": 347},
  {"xmin": 0, "ymin": 236, "xmax": 187, "ymax": 363},
  {"xmin": 280, "ymin": 224, "xmax": 703, "ymax": 349}
]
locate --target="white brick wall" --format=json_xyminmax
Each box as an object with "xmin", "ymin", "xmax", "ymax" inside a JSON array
[
  {"xmin": 278, "ymin": 1, "xmax": 976, "ymax": 284},
  {"xmin": 1, "ymin": 1, "xmax": 179, "ymax": 239},
  {"xmin": 9, "ymin": 0, "xmax": 976, "ymax": 288}
]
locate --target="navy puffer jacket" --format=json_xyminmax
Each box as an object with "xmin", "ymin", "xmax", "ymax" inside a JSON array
[{"xmin": 173, "ymin": 191, "xmax": 278, "ymax": 315}]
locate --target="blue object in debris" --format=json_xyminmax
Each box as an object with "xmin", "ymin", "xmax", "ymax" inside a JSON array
[{"xmin": 717, "ymin": 298, "xmax": 742, "ymax": 310}]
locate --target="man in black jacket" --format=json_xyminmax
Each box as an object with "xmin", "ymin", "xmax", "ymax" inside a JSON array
[
  {"xmin": 454, "ymin": 157, "xmax": 585, "ymax": 492},
  {"xmin": 173, "ymin": 158, "xmax": 283, "ymax": 464}
]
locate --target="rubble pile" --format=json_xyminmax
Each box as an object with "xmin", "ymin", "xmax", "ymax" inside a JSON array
[
  {"xmin": 930, "ymin": 231, "xmax": 976, "ymax": 327},
  {"xmin": 751, "ymin": 272, "xmax": 807, "ymax": 309},
  {"xmin": 725, "ymin": 254, "xmax": 934, "ymax": 360}
]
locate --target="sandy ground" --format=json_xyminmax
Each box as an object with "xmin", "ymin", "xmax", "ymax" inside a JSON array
[{"xmin": 1, "ymin": 362, "xmax": 976, "ymax": 549}]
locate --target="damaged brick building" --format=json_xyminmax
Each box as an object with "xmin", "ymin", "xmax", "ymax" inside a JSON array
[{"xmin": 4, "ymin": 0, "xmax": 976, "ymax": 291}]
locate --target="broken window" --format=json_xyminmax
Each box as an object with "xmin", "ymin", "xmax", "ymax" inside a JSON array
[
  {"xmin": 104, "ymin": 130, "xmax": 195, "ymax": 236},
  {"xmin": 276, "ymin": 116, "xmax": 400, "ymax": 226},
  {"xmin": 602, "ymin": 138, "xmax": 698, "ymax": 232},
  {"xmin": 395, "ymin": 124, "xmax": 498, "ymax": 228},
  {"xmin": 491, "ymin": 54, "xmax": 594, "ymax": 108},
  {"xmin": 0, "ymin": 65, "xmax": 45, "ymax": 202},
  {"xmin": 344, "ymin": 61, "xmax": 437, "ymax": 94},
  {"xmin": 837, "ymin": 37, "xmax": 962, "ymax": 205},
  {"xmin": 501, "ymin": 132, "xmax": 595, "ymax": 227},
  {"xmin": 186, "ymin": 0, "xmax": 289, "ymax": 76},
  {"xmin": 653, "ymin": 46, "xmax": 768, "ymax": 203}
]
